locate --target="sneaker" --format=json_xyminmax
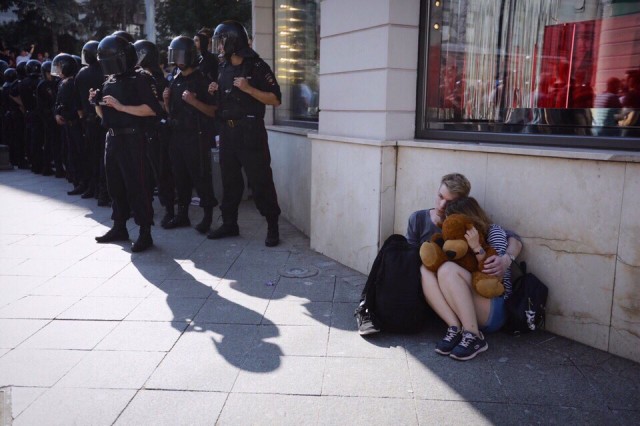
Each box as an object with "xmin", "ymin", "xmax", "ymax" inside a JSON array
[
  {"xmin": 435, "ymin": 326, "xmax": 462, "ymax": 355},
  {"xmin": 354, "ymin": 305, "xmax": 380, "ymax": 336},
  {"xmin": 449, "ymin": 331, "xmax": 488, "ymax": 361}
]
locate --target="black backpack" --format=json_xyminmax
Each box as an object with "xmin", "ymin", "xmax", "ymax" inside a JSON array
[
  {"xmin": 503, "ymin": 261, "xmax": 549, "ymax": 335},
  {"xmin": 363, "ymin": 234, "xmax": 430, "ymax": 333}
]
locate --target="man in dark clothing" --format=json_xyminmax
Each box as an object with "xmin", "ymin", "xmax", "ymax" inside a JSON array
[
  {"xmin": 207, "ymin": 20, "xmax": 282, "ymax": 247},
  {"xmin": 37, "ymin": 61, "xmax": 63, "ymax": 177},
  {"xmin": 92, "ymin": 34, "xmax": 163, "ymax": 252},
  {"xmin": 134, "ymin": 39, "xmax": 175, "ymax": 226},
  {"xmin": 162, "ymin": 36, "xmax": 218, "ymax": 234},
  {"xmin": 17, "ymin": 59, "xmax": 45, "ymax": 173},
  {"xmin": 75, "ymin": 40, "xmax": 107, "ymax": 202},
  {"xmin": 194, "ymin": 27, "xmax": 218, "ymax": 83},
  {"xmin": 2, "ymin": 68, "xmax": 28, "ymax": 168},
  {"xmin": 52, "ymin": 53, "xmax": 87, "ymax": 195}
]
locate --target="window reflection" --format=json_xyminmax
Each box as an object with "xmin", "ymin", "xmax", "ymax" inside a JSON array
[
  {"xmin": 274, "ymin": 0, "xmax": 320, "ymax": 128},
  {"xmin": 421, "ymin": 0, "xmax": 640, "ymax": 141}
]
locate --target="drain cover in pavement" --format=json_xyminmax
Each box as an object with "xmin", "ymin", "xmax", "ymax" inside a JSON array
[{"xmin": 279, "ymin": 265, "xmax": 319, "ymax": 278}]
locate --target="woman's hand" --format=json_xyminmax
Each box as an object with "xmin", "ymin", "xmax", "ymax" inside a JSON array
[{"xmin": 464, "ymin": 226, "xmax": 481, "ymax": 252}]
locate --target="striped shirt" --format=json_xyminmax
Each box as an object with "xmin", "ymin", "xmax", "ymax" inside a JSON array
[{"xmin": 487, "ymin": 224, "xmax": 512, "ymax": 299}]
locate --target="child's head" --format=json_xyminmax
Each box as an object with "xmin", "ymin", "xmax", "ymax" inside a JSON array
[{"xmin": 445, "ymin": 196, "xmax": 491, "ymax": 236}]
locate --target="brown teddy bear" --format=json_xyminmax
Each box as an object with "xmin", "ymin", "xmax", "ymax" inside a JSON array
[{"xmin": 419, "ymin": 213, "xmax": 505, "ymax": 298}]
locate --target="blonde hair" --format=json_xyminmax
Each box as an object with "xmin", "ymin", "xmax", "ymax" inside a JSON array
[
  {"xmin": 441, "ymin": 173, "xmax": 471, "ymax": 198},
  {"xmin": 445, "ymin": 196, "xmax": 491, "ymax": 237}
]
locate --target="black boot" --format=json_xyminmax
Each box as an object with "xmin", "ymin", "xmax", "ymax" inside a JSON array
[
  {"xmin": 207, "ymin": 222, "xmax": 240, "ymax": 240},
  {"xmin": 131, "ymin": 225, "xmax": 153, "ymax": 252},
  {"xmin": 265, "ymin": 216, "xmax": 280, "ymax": 247},
  {"xmin": 95, "ymin": 221, "xmax": 129, "ymax": 243},
  {"xmin": 81, "ymin": 184, "xmax": 95, "ymax": 199},
  {"xmin": 163, "ymin": 205, "xmax": 190, "ymax": 229},
  {"xmin": 195, "ymin": 206, "xmax": 213, "ymax": 234},
  {"xmin": 68, "ymin": 183, "xmax": 87, "ymax": 196},
  {"xmin": 160, "ymin": 205, "xmax": 175, "ymax": 228}
]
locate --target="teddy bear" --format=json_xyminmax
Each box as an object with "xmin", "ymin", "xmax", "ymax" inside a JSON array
[{"xmin": 419, "ymin": 213, "xmax": 505, "ymax": 298}]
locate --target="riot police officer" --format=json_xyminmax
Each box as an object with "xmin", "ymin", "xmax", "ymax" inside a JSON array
[
  {"xmin": 2, "ymin": 68, "xmax": 27, "ymax": 168},
  {"xmin": 18, "ymin": 59, "xmax": 45, "ymax": 173},
  {"xmin": 92, "ymin": 34, "xmax": 163, "ymax": 252},
  {"xmin": 53, "ymin": 53, "xmax": 86, "ymax": 194},
  {"xmin": 75, "ymin": 40, "xmax": 107, "ymax": 202},
  {"xmin": 134, "ymin": 39, "xmax": 175, "ymax": 226},
  {"xmin": 162, "ymin": 35, "xmax": 218, "ymax": 234},
  {"xmin": 207, "ymin": 20, "xmax": 282, "ymax": 247},
  {"xmin": 37, "ymin": 60, "xmax": 62, "ymax": 177}
]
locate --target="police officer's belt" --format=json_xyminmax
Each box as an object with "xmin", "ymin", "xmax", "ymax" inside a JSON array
[
  {"xmin": 108, "ymin": 127, "xmax": 140, "ymax": 136},
  {"xmin": 224, "ymin": 117, "xmax": 262, "ymax": 128}
]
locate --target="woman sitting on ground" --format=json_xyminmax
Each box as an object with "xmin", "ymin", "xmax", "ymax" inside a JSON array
[{"xmin": 422, "ymin": 196, "xmax": 514, "ymax": 361}]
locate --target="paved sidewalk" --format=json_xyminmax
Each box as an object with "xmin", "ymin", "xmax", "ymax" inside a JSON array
[{"xmin": 0, "ymin": 170, "xmax": 638, "ymax": 425}]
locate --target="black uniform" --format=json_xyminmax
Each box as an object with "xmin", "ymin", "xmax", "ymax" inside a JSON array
[
  {"xmin": 101, "ymin": 69, "xmax": 163, "ymax": 228},
  {"xmin": 55, "ymin": 76, "xmax": 86, "ymax": 189},
  {"xmin": 36, "ymin": 77, "xmax": 61, "ymax": 175},
  {"xmin": 215, "ymin": 56, "xmax": 282, "ymax": 225},
  {"xmin": 143, "ymin": 69, "xmax": 175, "ymax": 220},
  {"xmin": 75, "ymin": 61, "xmax": 106, "ymax": 198},
  {"xmin": 167, "ymin": 68, "xmax": 217, "ymax": 217},
  {"xmin": 2, "ymin": 81, "xmax": 25, "ymax": 168},
  {"xmin": 6, "ymin": 80, "xmax": 27, "ymax": 168},
  {"xmin": 19, "ymin": 73, "xmax": 44, "ymax": 172}
]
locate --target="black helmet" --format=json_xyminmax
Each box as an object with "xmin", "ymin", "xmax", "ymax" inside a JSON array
[
  {"xmin": 133, "ymin": 40, "xmax": 159, "ymax": 69},
  {"xmin": 213, "ymin": 20, "xmax": 250, "ymax": 59},
  {"xmin": 81, "ymin": 40, "xmax": 100, "ymax": 65},
  {"xmin": 41, "ymin": 60, "xmax": 52, "ymax": 78},
  {"xmin": 168, "ymin": 36, "xmax": 198, "ymax": 68},
  {"xmin": 112, "ymin": 30, "xmax": 135, "ymax": 43},
  {"xmin": 51, "ymin": 53, "xmax": 78, "ymax": 78},
  {"xmin": 3, "ymin": 67, "xmax": 17, "ymax": 83},
  {"xmin": 16, "ymin": 61, "xmax": 27, "ymax": 79},
  {"xmin": 0, "ymin": 60, "xmax": 8, "ymax": 75},
  {"xmin": 26, "ymin": 59, "xmax": 42, "ymax": 77},
  {"xmin": 72, "ymin": 55, "xmax": 83, "ymax": 69},
  {"xmin": 97, "ymin": 35, "xmax": 137, "ymax": 75}
]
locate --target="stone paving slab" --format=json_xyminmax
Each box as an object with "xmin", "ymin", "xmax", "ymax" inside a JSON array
[{"xmin": 1, "ymin": 170, "xmax": 639, "ymax": 425}]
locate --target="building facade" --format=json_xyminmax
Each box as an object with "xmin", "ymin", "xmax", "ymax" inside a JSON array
[{"xmin": 251, "ymin": 0, "xmax": 640, "ymax": 363}]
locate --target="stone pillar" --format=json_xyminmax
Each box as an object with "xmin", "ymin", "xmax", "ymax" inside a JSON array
[
  {"xmin": 309, "ymin": 0, "xmax": 421, "ymax": 273},
  {"xmin": 253, "ymin": 0, "xmax": 276, "ymax": 125}
]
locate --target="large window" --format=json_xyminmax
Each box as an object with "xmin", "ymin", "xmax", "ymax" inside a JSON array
[
  {"xmin": 417, "ymin": 0, "xmax": 640, "ymax": 150},
  {"xmin": 274, "ymin": 0, "xmax": 320, "ymax": 128}
]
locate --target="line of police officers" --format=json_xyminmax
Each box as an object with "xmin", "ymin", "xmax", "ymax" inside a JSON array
[{"xmin": 1, "ymin": 20, "xmax": 282, "ymax": 252}]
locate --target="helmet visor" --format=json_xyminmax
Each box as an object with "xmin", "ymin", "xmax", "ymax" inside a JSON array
[
  {"xmin": 211, "ymin": 35, "xmax": 227, "ymax": 57},
  {"xmin": 99, "ymin": 54, "xmax": 127, "ymax": 75},
  {"xmin": 168, "ymin": 48, "xmax": 190, "ymax": 66},
  {"xmin": 50, "ymin": 62, "xmax": 64, "ymax": 77}
]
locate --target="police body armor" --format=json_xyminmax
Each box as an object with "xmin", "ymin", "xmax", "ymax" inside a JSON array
[{"xmin": 216, "ymin": 58, "xmax": 264, "ymax": 120}]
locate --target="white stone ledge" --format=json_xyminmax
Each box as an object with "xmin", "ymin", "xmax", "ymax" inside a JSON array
[
  {"xmin": 307, "ymin": 133, "xmax": 396, "ymax": 148},
  {"xmin": 398, "ymin": 139, "xmax": 640, "ymax": 163},
  {"xmin": 266, "ymin": 125, "xmax": 316, "ymax": 137}
]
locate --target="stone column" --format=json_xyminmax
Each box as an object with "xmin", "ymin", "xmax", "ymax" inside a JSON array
[{"xmin": 309, "ymin": 0, "xmax": 421, "ymax": 273}]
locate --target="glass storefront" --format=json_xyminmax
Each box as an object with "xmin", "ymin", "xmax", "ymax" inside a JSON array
[
  {"xmin": 417, "ymin": 0, "xmax": 640, "ymax": 149},
  {"xmin": 274, "ymin": 0, "xmax": 320, "ymax": 128}
]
